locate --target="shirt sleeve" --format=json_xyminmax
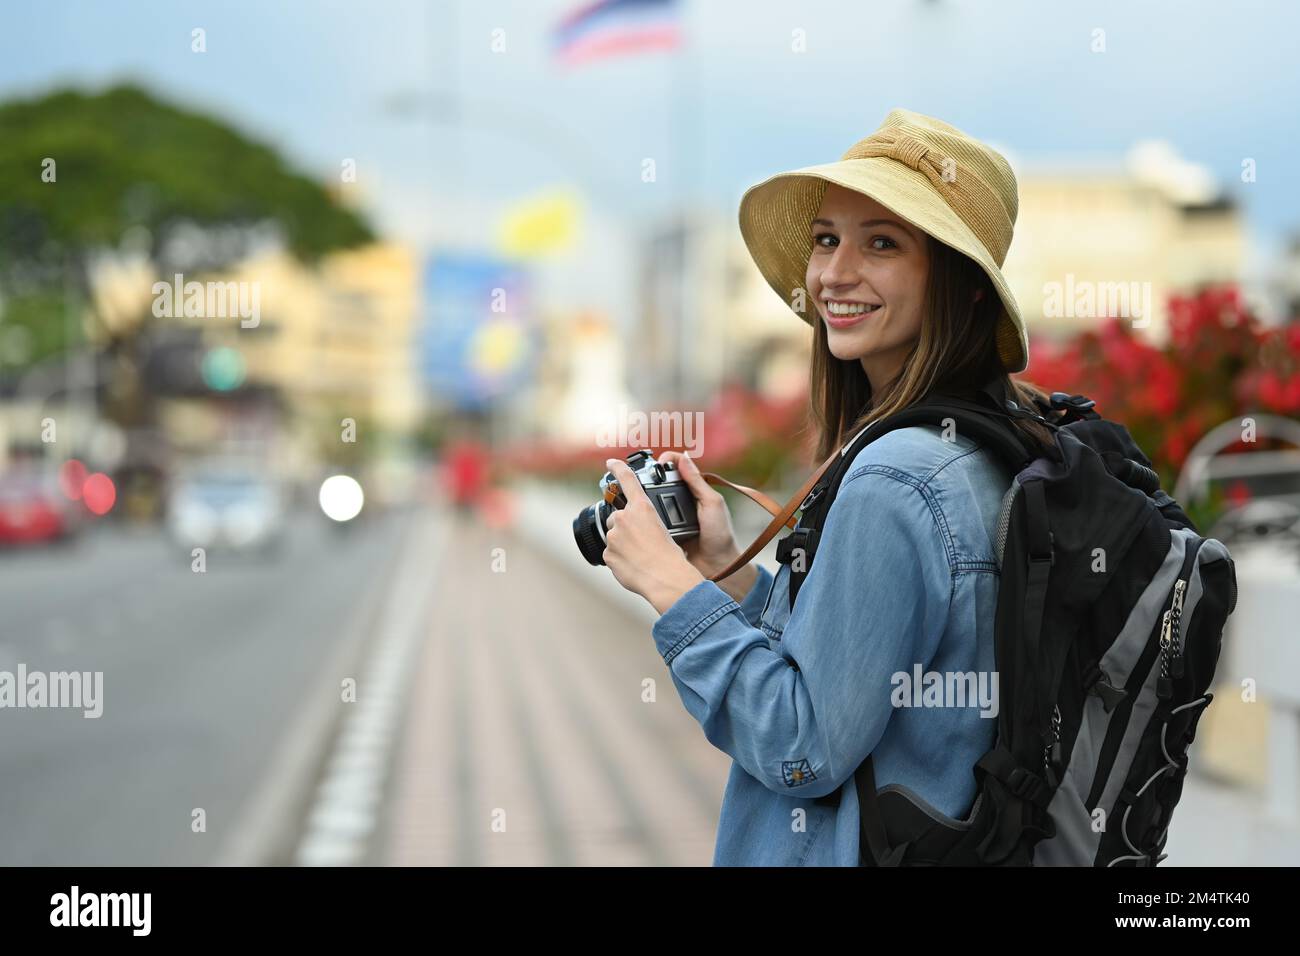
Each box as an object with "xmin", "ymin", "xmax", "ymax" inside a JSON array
[
  {"xmin": 735, "ymin": 563, "xmax": 773, "ymax": 628},
  {"xmin": 650, "ymin": 467, "xmax": 954, "ymax": 798}
]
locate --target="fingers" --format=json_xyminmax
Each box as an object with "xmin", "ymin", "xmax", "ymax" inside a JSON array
[
  {"xmin": 605, "ymin": 459, "xmax": 648, "ymax": 505},
  {"xmin": 659, "ymin": 451, "xmax": 721, "ymax": 502}
]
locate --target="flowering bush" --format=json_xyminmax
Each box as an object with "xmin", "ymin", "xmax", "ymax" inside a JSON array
[
  {"xmin": 495, "ymin": 382, "xmax": 809, "ymax": 493},
  {"xmin": 503, "ymin": 286, "xmax": 1299, "ymax": 535},
  {"xmin": 1023, "ymin": 285, "xmax": 1300, "ymax": 529}
]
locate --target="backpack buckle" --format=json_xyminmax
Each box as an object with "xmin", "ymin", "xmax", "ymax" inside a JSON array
[
  {"xmin": 799, "ymin": 484, "xmax": 825, "ymax": 513},
  {"xmin": 776, "ymin": 529, "xmax": 819, "ymax": 566},
  {"xmin": 1007, "ymin": 767, "xmax": 1052, "ymax": 809},
  {"xmin": 1006, "ymin": 399, "xmax": 1053, "ymax": 427},
  {"xmin": 1092, "ymin": 677, "xmax": 1129, "ymax": 713},
  {"xmin": 1050, "ymin": 391, "xmax": 1096, "ymax": 412}
]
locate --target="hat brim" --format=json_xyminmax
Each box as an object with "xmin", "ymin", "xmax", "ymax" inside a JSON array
[{"xmin": 738, "ymin": 158, "xmax": 1029, "ymax": 374}]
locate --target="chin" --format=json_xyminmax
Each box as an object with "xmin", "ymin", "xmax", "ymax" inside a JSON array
[{"xmin": 826, "ymin": 331, "xmax": 872, "ymax": 362}]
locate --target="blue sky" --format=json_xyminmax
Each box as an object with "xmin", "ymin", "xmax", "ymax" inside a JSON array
[{"xmin": 4, "ymin": 0, "xmax": 1298, "ymax": 315}]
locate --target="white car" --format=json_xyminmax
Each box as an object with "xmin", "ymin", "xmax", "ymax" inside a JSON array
[{"xmin": 168, "ymin": 468, "xmax": 286, "ymax": 552}]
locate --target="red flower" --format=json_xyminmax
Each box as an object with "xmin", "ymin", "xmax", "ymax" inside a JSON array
[{"xmin": 1224, "ymin": 479, "xmax": 1252, "ymax": 507}]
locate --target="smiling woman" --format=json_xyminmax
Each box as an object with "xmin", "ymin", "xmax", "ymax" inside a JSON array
[
  {"xmin": 602, "ymin": 107, "xmax": 1066, "ymax": 867},
  {"xmin": 806, "ymin": 188, "xmax": 933, "ymax": 393}
]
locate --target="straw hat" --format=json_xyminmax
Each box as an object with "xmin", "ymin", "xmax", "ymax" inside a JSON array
[{"xmin": 738, "ymin": 108, "xmax": 1029, "ymax": 373}]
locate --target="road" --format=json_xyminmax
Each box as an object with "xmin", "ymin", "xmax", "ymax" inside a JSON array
[
  {"xmin": 0, "ymin": 498, "xmax": 734, "ymax": 867},
  {"xmin": 5, "ymin": 492, "xmax": 1283, "ymax": 867},
  {"xmin": 0, "ymin": 508, "xmax": 409, "ymax": 865}
]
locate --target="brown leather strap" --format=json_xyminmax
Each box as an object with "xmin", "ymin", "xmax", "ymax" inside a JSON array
[
  {"xmin": 699, "ymin": 473, "xmax": 793, "ymax": 524},
  {"xmin": 701, "ymin": 447, "xmax": 842, "ymax": 583}
]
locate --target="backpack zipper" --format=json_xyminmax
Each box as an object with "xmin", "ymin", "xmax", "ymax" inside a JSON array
[
  {"xmin": 1043, "ymin": 703, "xmax": 1063, "ymax": 786},
  {"xmin": 1158, "ymin": 578, "xmax": 1187, "ymax": 697},
  {"xmin": 1085, "ymin": 535, "xmax": 1204, "ymax": 812}
]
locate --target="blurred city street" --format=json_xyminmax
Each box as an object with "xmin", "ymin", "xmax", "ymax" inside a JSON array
[
  {"xmin": 0, "ymin": 492, "xmax": 733, "ymax": 867},
  {"xmin": 0, "ymin": 506, "xmax": 412, "ymax": 865},
  {"xmin": 3, "ymin": 0, "xmax": 1300, "ymax": 874},
  {"xmin": 3, "ymin": 483, "xmax": 1300, "ymax": 868}
]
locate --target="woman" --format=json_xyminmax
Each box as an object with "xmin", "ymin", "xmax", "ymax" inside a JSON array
[{"xmin": 601, "ymin": 109, "xmax": 1058, "ymax": 866}]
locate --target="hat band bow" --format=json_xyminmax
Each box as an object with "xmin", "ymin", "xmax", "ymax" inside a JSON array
[
  {"xmin": 837, "ymin": 130, "xmax": 1011, "ymax": 265},
  {"xmin": 841, "ymin": 131, "xmax": 938, "ymax": 175}
]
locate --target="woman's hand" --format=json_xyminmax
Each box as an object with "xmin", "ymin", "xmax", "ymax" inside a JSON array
[
  {"xmin": 602, "ymin": 458, "xmax": 705, "ymax": 615},
  {"xmin": 656, "ymin": 451, "xmax": 758, "ymax": 603}
]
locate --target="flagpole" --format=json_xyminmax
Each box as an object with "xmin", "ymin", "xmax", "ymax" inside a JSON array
[{"xmin": 670, "ymin": 0, "xmax": 697, "ymax": 407}]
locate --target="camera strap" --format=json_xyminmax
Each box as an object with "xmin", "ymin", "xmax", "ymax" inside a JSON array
[
  {"xmin": 696, "ymin": 379, "xmax": 1046, "ymax": 585},
  {"xmin": 700, "ymin": 449, "xmax": 842, "ymax": 584}
]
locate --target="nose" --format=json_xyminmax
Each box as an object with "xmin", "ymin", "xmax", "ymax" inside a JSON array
[{"xmin": 817, "ymin": 241, "xmax": 861, "ymax": 293}]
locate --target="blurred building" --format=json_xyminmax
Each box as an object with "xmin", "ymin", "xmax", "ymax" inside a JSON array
[
  {"xmin": 205, "ymin": 241, "xmax": 423, "ymax": 472},
  {"xmin": 84, "ymin": 240, "xmax": 423, "ymax": 486},
  {"xmin": 637, "ymin": 208, "xmax": 812, "ymax": 409},
  {"xmin": 522, "ymin": 309, "xmax": 638, "ymax": 447},
  {"xmin": 1004, "ymin": 141, "xmax": 1246, "ymax": 345}
]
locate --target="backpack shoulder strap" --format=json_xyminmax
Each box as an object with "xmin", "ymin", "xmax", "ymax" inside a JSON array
[{"xmin": 778, "ymin": 394, "xmax": 1051, "ymax": 609}]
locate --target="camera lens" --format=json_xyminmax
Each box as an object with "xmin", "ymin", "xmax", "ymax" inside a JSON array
[{"xmin": 572, "ymin": 502, "xmax": 610, "ymax": 566}]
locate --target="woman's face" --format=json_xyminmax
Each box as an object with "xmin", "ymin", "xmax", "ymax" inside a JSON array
[{"xmin": 805, "ymin": 182, "xmax": 931, "ymax": 391}]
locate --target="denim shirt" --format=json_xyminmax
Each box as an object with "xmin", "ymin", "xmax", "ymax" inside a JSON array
[{"xmin": 650, "ymin": 423, "xmax": 1013, "ymax": 866}]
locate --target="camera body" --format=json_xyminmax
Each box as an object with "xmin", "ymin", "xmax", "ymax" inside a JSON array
[{"xmin": 572, "ymin": 449, "xmax": 699, "ymax": 566}]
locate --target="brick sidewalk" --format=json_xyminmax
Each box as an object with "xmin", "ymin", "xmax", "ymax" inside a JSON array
[
  {"xmin": 381, "ymin": 509, "xmax": 731, "ymax": 866},
  {"xmin": 377, "ymin": 502, "xmax": 1298, "ymax": 867}
]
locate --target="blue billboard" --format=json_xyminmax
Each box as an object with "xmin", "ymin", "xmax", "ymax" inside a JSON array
[{"xmin": 418, "ymin": 253, "xmax": 537, "ymax": 411}]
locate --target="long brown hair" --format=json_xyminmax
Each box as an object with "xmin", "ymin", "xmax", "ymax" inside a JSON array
[{"xmin": 807, "ymin": 235, "xmax": 1057, "ymax": 462}]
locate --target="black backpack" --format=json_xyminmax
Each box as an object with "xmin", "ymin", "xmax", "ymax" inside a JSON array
[{"xmin": 777, "ymin": 379, "xmax": 1238, "ymax": 866}]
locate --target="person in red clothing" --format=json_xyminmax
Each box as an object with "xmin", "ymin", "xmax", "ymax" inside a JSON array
[{"xmin": 442, "ymin": 434, "xmax": 490, "ymax": 512}]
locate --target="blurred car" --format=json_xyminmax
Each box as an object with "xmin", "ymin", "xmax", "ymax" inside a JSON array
[
  {"xmin": 0, "ymin": 469, "xmax": 80, "ymax": 546},
  {"xmin": 167, "ymin": 466, "xmax": 286, "ymax": 552}
]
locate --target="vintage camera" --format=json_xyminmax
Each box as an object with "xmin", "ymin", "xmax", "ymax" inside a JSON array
[{"xmin": 572, "ymin": 449, "xmax": 699, "ymax": 566}]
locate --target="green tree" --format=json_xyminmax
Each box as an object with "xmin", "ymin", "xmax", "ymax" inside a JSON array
[{"xmin": 0, "ymin": 83, "xmax": 373, "ymax": 377}]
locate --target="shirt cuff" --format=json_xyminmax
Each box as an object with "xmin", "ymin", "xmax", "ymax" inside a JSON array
[{"xmin": 651, "ymin": 579, "xmax": 740, "ymax": 665}]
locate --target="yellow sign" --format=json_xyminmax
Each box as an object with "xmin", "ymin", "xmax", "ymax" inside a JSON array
[{"xmin": 498, "ymin": 189, "xmax": 581, "ymax": 257}]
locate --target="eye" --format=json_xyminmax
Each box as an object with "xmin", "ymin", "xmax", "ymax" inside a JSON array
[
  {"xmin": 870, "ymin": 235, "xmax": 898, "ymax": 251},
  {"xmin": 812, "ymin": 231, "xmax": 837, "ymax": 250}
]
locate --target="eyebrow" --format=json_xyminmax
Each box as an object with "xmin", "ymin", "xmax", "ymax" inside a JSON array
[{"xmin": 811, "ymin": 217, "xmax": 910, "ymax": 230}]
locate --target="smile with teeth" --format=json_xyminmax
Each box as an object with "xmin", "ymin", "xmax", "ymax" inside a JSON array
[{"xmin": 824, "ymin": 301, "xmax": 882, "ymax": 316}]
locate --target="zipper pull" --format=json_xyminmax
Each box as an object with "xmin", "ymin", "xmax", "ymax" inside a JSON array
[
  {"xmin": 1169, "ymin": 579, "xmax": 1187, "ymax": 679},
  {"xmin": 1043, "ymin": 704, "xmax": 1063, "ymax": 787},
  {"xmin": 1157, "ymin": 610, "xmax": 1174, "ymax": 699}
]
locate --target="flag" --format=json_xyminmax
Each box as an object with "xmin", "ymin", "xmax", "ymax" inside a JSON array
[{"xmin": 552, "ymin": 0, "xmax": 682, "ymax": 67}]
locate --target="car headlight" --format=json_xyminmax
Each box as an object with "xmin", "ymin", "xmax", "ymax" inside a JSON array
[
  {"xmin": 173, "ymin": 502, "xmax": 218, "ymax": 544},
  {"xmin": 224, "ymin": 503, "xmax": 271, "ymax": 545}
]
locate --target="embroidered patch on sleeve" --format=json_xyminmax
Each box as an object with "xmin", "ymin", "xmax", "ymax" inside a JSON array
[{"xmin": 782, "ymin": 759, "xmax": 817, "ymax": 787}]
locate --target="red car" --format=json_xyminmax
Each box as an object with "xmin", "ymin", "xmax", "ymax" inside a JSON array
[{"xmin": 0, "ymin": 471, "xmax": 77, "ymax": 545}]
